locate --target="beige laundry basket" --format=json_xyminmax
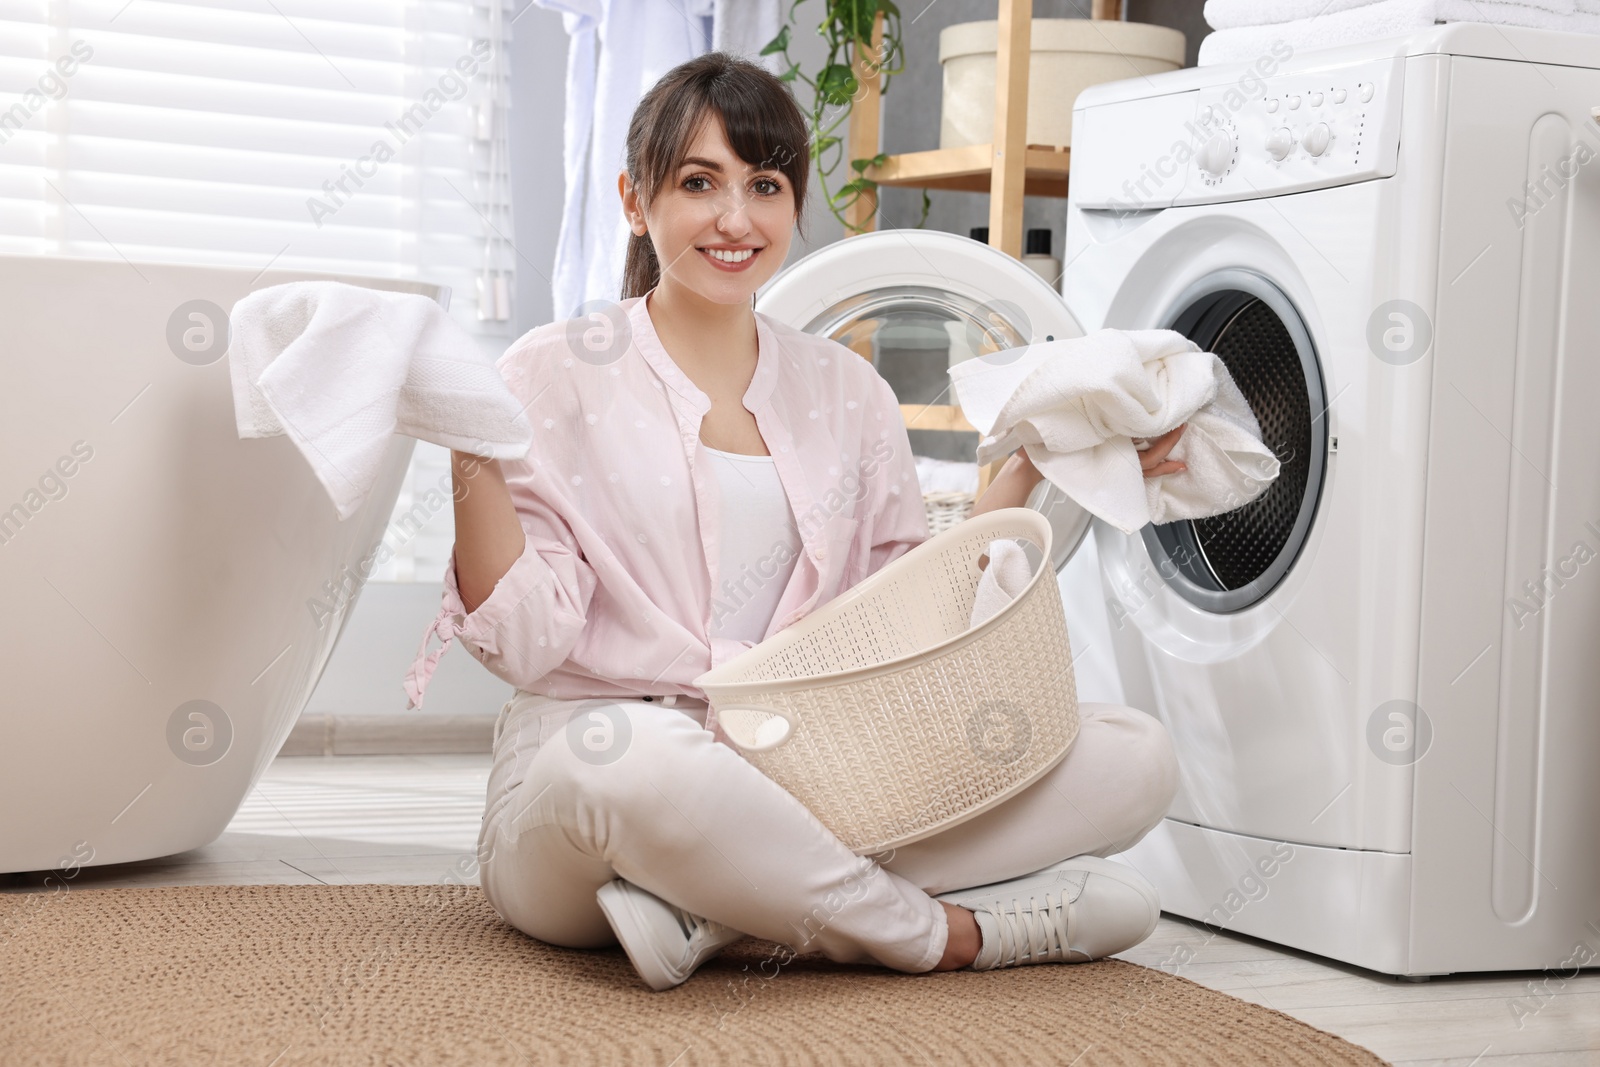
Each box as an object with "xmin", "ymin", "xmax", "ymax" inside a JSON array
[{"xmin": 693, "ymin": 507, "xmax": 1079, "ymax": 856}]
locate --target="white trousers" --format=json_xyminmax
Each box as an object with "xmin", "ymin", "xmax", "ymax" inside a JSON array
[{"xmin": 476, "ymin": 691, "xmax": 1179, "ymax": 975}]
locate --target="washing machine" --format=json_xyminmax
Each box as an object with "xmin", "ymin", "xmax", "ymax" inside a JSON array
[{"xmin": 759, "ymin": 22, "xmax": 1600, "ymax": 977}]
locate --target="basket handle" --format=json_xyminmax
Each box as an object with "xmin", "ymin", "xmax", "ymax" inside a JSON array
[{"xmin": 713, "ymin": 702, "xmax": 798, "ymax": 754}]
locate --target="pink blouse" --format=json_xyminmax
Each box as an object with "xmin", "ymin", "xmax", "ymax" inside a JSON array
[{"xmin": 402, "ymin": 287, "xmax": 931, "ymax": 710}]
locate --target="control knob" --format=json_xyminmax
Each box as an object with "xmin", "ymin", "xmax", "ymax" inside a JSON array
[
  {"xmin": 1303, "ymin": 121, "xmax": 1331, "ymax": 157},
  {"xmin": 1266, "ymin": 126, "xmax": 1295, "ymax": 161},
  {"xmin": 1198, "ymin": 129, "xmax": 1236, "ymax": 177}
]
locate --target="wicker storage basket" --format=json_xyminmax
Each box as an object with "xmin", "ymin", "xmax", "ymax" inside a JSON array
[
  {"xmin": 922, "ymin": 489, "xmax": 975, "ymax": 535},
  {"xmin": 693, "ymin": 507, "xmax": 1079, "ymax": 855}
]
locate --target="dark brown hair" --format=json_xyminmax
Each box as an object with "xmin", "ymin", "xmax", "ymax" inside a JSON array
[{"xmin": 620, "ymin": 51, "xmax": 811, "ymax": 300}]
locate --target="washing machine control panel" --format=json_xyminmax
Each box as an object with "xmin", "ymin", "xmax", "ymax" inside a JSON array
[
  {"xmin": 1177, "ymin": 56, "xmax": 1403, "ymax": 206},
  {"xmin": 1068, "ymin": 55, "xmax": 1405, "ymax": 211}
]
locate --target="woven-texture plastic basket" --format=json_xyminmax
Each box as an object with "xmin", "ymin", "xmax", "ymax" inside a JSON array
[{"xmin": 693, "ymin": 508, "xmax": 1079, "ymax": 855}]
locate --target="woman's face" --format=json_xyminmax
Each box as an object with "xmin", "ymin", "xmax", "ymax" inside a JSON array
[{"xmin": 621, "ymin": 113, "xmax": 797, "ymax": 305}]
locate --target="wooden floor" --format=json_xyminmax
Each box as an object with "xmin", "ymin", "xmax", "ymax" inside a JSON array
[{"xmin": 7, "ymin": 754, "xmax": 1597, "ymax": 1066}]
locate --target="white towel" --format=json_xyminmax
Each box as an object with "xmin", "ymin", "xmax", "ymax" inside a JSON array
[
  {"xmin": 1206, "ymin": 0, "xmax": 1575, "ymax": 28},
  {"xmin": 228, "ymin": 281, "xmax": 532, "ymax": 521},
  {"xmin": 969, "ymin": 538, "xmax": 1035, "ymax": 629},
  {"xmin": 1199, "ymin": 0, "xmax": 1600, "ymax": 65},
  {"xmin": 916, "ymin": 454, "xmax": 981, "ymax": 495},
  {"xmin": 948, "ymin": 329, "xmax": 1280, "ymax": 534}
]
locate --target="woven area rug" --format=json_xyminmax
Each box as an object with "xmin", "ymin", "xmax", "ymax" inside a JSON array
[{"xmin": 2, "ymin": 883, "xmax": 1389, "ymax": 1066}]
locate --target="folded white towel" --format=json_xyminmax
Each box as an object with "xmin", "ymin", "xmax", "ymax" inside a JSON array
[
  {"xmin": 969, "ymin": 538, "xmax": 1034, "ymax": 629},
  {"xmin": 948, "ymin": 329, "xmax": 1280, "ymax": 534},
  {"xmin": 915, "ymin": 454, "xmax": 981, "ymax": 495},
  {"xmin": 1199, "ymin": 0, "xmax": 1600, "ymax": 65},
  {"xmin": 1205, "ymin": 0, "xmax": 1575, "ymax": 30},
  {"xmin": 229, "ymin": 281, "xmax": 532, "ymax": 521}
]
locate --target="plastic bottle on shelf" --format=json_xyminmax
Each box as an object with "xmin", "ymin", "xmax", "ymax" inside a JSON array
[
  {"xmin": 968, "ymin": 226, "xmax": 1059, "ymax": 283},
  {"xmin": 1022, "ymin": 228, "xmax": 1060, "ymax": 284}
]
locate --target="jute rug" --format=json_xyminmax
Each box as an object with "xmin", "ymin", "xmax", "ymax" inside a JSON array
[{"xmin": 2, "ymin": 883, "xmax": 1389, "ymax": 1066}]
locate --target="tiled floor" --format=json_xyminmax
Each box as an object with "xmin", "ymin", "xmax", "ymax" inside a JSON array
[{"xmin": 7, "ymin": 754, "xmax": 1598, "ymax": 1066}]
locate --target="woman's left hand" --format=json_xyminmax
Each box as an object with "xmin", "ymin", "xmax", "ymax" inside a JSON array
[
  {"xmin": 969, "ymin": 446, "xmax": 1046, "ymax": 519},
  {"xmin": 1137, "ymin": 423, "xmax": 1189, "ymax": 478}
]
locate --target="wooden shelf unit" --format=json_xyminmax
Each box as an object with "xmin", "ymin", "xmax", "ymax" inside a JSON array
[
  {"xmin": 867, "ymin": 143, "xmax": 1071, "ymax": 199},
  {"xmin": 844, "ymin": 0, "xmax": 1124, "ymax": 495},
  {"xmin": 844, "ymin": 0, "xmax": 1123, "ymax": 252}
]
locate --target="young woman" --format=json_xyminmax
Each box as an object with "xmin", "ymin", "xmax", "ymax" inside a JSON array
[{"xmin": 405, "ymin": 51, "xmax": 1184, "ymax": 991}]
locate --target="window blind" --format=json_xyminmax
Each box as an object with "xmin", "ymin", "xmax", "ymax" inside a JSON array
[{"xmin": 0, "ymin": 0, "xmax": 514, "ymax": 327}]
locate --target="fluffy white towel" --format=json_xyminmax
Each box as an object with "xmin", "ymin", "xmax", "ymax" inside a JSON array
[
  {"xmin": 1199, "ymin": 0, "xmax": 1600, "ymax": 65},
  {"xmin": 229, "ymin": 281, "xmax": 532, "ymax": 521},
  {"xmin": 915, "ymin": 454, "xmax": 981, "ymax": 495},
  {"xmin": 948, "ymin": 329, "xmax": 1281, "ymax": 534},
  {"xmin": 1205, "ymin": 0, "xmax": 1574, "ymax": 29},
  {"xmin": 969, "ymin": 538, "xmax": 1035, "ymax": 629}
]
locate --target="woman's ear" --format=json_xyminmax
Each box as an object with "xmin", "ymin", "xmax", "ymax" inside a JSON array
[{"xmin": 618, "ymin": 170, "xmax": 647, "ymax": 236}]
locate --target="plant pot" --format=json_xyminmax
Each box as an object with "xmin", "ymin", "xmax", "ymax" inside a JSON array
[{"xmin": 938, "ymin": 18, "xmax": 1187, "ymax": 150}]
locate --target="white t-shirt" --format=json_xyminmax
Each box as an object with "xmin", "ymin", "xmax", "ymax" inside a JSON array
[{"xmin": 703, "ymin": 444, "xmax": 801, "ymax": 644}]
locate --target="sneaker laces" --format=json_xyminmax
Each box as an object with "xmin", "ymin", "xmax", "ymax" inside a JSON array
[{"xmin": 984, "ymin": 891, "xmax": 1073, "ymax": 966}]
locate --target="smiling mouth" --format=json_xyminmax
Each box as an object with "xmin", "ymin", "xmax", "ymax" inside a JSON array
[{"xmin": 698, "ymin": 246, "xmax": 761, "ymax": 264}]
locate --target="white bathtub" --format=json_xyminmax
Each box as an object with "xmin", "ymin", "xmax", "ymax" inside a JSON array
[{"xmin": 0, "ymin": 255, "xmax": 445, "ymax": 873}]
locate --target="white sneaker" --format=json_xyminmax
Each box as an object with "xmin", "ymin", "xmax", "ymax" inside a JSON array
[
  {"xmin": 595, "ymin": 878, "xmax": 747, "ymax": 991},
  {"xmin": 934, "ymin": 856, "xmax": 1160, "ymax": 969}
]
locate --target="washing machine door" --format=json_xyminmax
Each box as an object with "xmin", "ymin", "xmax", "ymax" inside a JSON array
[{"xmin": 756, "ymin": 228, "xmax": 1095, "ymax": 572}]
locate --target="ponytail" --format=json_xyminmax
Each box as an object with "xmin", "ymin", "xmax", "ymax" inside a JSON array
[{"xmin": 621, "ymin": 226, "xmax": 661, "ymax": 301}]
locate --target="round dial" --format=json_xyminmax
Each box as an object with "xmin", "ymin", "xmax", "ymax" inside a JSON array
[
  {"xmin": 1303, "ymin": 121, "xmax": 1332, "ymax": 157},
  {"xmin": 1266, "ymin": 126, "xmax": 1295, "ymax": 161},
  {"xmin": 1198, "ymin": 122, "xmax": 1238, "ymax": 180}
]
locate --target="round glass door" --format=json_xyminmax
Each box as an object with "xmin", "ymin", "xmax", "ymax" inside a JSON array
[
  {"xmin": 798, "ymin": 283, "xmax": 1094, "ymax": 573},
  {"xmin": 1141, "ymin": 268, "xmax": 1328, "ymax": 612}
]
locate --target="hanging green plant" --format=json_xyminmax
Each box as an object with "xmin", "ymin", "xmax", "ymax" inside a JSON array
[{"xmin": 760, "ymin": 1, "xmax": 932, "ymax": 234}]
